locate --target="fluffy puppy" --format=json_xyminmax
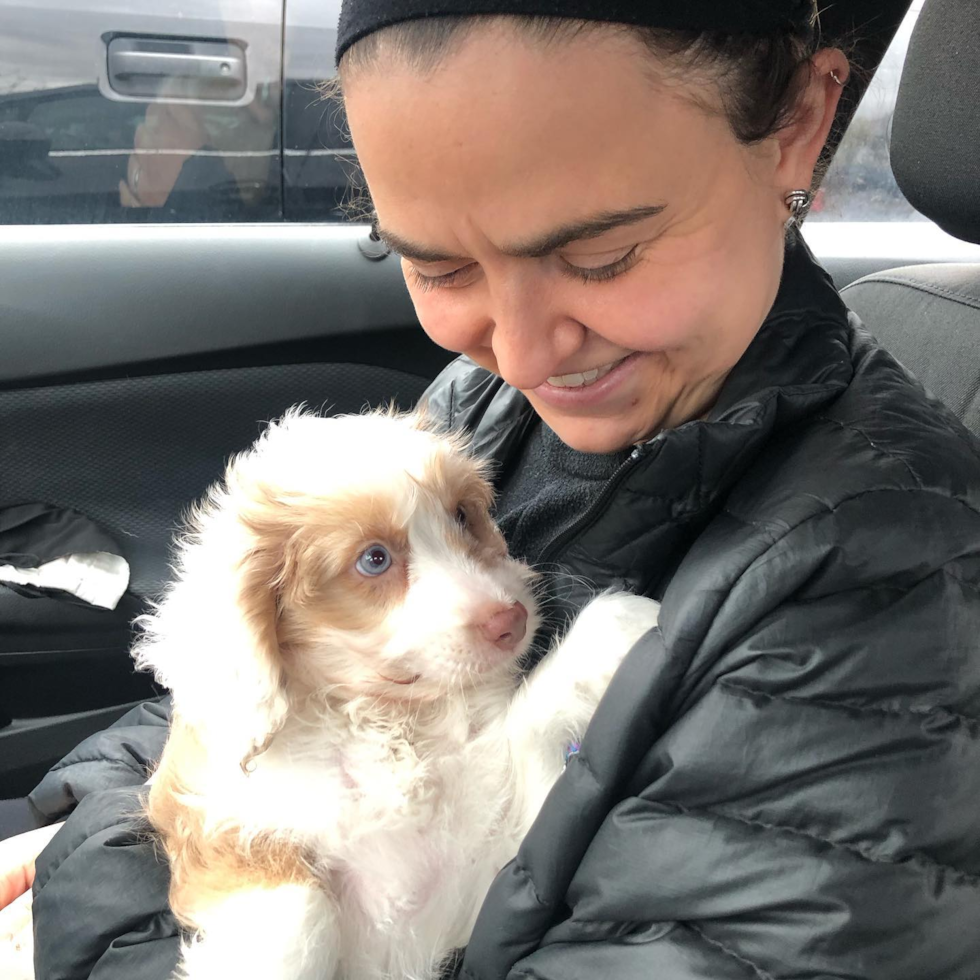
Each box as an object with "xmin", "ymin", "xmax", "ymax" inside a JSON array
[{"xmin": 137, "ymin": 408, "xmax": 660, "ymax": 980}]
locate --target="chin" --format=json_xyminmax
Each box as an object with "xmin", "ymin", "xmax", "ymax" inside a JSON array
[
  {"xmin": 133, "ymin": 407, "xmax": 659, "ymax": 980},
  {"xmin": 526, "ymin": 404, "xmax": 656, "ymax": 454}
]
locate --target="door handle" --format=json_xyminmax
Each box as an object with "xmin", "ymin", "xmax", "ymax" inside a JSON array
[{"xmin": 107, "ymin": 37, "xmax": 247, "ymax": 101}]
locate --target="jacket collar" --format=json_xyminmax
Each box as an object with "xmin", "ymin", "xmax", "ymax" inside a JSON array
[{"xmin": 707, "ymin": 231, "xmax": 853, "ymax": 425}]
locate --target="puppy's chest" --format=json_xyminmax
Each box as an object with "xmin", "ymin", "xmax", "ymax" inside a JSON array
[
  {"xmin": 332, "ymin": 741, "xmax": 507, "ymax": 921},
  {"xmin": 336, "ymin": 739, "xmax": 492, "ymax": 843}
]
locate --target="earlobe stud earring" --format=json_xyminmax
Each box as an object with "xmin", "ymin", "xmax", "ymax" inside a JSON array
[{"xmin": 784, "ymin": 189, "xmax": 812, "ymax": 228}]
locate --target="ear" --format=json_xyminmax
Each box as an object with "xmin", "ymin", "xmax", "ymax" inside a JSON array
[
  {"xmin": 774, "ymin": 47, "xmax": 850, "ymax": 193},
  {"xmin": 133, "ymin": 484, "xmax": 292, "ymax": 771}
]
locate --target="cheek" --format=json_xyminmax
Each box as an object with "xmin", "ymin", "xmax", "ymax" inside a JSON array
[
  {"xmin": 278, "ymin": 568, "xmax": 408, "ymax": 664},
  {"xmin": 331, "ymin": 566, "xmax": 411, "ymax": 635},
  {"xmin": 573, "ymin": 228, "xmax": 781, "ymax": 361},
  {"xmin": 402, "ymin": 263, "xmax": 482, "ymax": 356},
  {"xmin": 570, "ymin": 261, "xmax": 721, "ymax": 355}
]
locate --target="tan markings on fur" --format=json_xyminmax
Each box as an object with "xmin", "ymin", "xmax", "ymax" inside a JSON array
[
  {"xmin": 424, "ymin": 449, "xmax": 508, "ymax": 563},
  {"xmin": 146, "ymin": 721, "xmax": 318, "ymax": 929},
  {"xmin": 224, "ymin": 423, "xmax": 507, "ymax": 699},
  {"xmin": 277, "ymin": 494, "xmax": 413, "ymax": 672},
  {"xmin": 236, "ymin": 485, "xmax": 413, "ymax": 680}
]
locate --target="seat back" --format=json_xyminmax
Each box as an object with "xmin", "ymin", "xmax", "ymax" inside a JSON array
[
  {"xmin": 842, "ymin": 266, "xmax": 980, "ymax": 435},
  {"xmin": 837, "ymin": 0, "xmax": 980, "ymax": 437}
]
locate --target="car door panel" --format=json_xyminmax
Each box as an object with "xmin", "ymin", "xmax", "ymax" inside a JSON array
[
  {"xmin": 0, "ymin": 224, "xmax": 451, "ymax": 797},
  {"xmin": 1, "ymin": 225, "xmax": 422, "ymax": 382}
]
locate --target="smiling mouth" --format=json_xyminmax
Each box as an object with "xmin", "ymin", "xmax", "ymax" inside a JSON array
[{"xmin": 546, "ymin": 356, "xmax": 630, "ymax": 389}]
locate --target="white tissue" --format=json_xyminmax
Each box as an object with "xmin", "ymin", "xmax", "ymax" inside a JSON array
[{"xmin": 0, "ymin": 551, "xmax": 130, "ymax": 610}]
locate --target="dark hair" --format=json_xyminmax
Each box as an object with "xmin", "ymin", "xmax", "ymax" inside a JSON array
[{"xmin": 331, "ymin": 11, "xmax": 854, "ymax": 209}]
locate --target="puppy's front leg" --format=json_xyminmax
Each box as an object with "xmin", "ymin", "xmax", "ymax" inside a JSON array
[
  {"xmin": 503, "ymin": 592, "xmax": 661, "ymax": 829},
  {"xmin": 176, "ymin": 882, "xmax": 339, "ymax": 980}
]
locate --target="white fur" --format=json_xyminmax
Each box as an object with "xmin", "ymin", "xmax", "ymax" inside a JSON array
[{"xmin": 136, "ymin": 410, "xmax": 661, "ymax": 980}]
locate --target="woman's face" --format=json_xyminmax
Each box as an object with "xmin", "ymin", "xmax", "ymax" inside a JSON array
[{"xmin": 344, "ymin": 23, "xmax": 843, "ymax": 452}]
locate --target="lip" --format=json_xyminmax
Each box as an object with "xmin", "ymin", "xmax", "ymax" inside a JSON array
[{"xmin": 531, "ymin": 352, "xmax": 643, "ymax": 409}]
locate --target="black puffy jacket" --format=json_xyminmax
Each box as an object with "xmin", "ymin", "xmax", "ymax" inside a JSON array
[{"xmin": 30, "ymin": 239, "xmax": 980, "ymax": 979}]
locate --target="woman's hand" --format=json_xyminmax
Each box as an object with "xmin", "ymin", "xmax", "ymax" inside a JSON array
[
  {"xmin": 0, "ymin": 823, "xmax": 62, "ymax": 980},
  {"xmin": 0, "ymin": 823, "xmax": 63, "ymax": 910},
  {"xmin": 0, "ymin": 888, "xmax": 35, "ymax": 980}
]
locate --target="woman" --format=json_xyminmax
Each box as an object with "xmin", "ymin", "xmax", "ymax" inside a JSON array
[{"xmin": 4, "ymin": 2, "xmax": 980, "ymax": 978}]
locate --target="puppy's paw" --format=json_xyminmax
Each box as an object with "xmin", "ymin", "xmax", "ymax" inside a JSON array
[
  {"xmin": 567, "ymin": 592, "xmax": 661, "ymax": 659},
  {"xmin": 513, "ymin": 593, "xmax": 661, "ymax": 754},
  {"xmin": 551, "ymin": 592, "xmax": 661, "ymax": 698}
]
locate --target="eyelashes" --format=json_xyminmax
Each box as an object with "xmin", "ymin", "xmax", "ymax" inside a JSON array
[
  {"xmin": 407, "ymin": 246, "xmax": 641, "ymax": 292},
  {"xmin": 407, "ymin": 264, "xmax": 474, "ymax": 293},
  {"xmin": 559, "ymin": 245, "xmax": 639, "ymax": 284}
]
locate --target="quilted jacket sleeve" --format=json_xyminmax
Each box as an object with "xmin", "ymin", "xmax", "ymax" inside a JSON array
[
  {"xmin": 29, "ymin": 697, "xmax": 179, "ymax": 980},
  {"xmin": 465, "ymin": 487, "xmax": 980, "ymax": 980},
  {"xmin": 29, "ymin": 696, "xmax": 172, "ymax": 822}
]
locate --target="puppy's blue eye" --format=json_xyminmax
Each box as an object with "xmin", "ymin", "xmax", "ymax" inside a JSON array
[{"xmin": 356, "ymin": 545, "xmax": 391, "ymax": 577}]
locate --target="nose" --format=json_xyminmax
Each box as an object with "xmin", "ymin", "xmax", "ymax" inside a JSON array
[
  {"xmin": 481, "ymin": 273, "xmax": 587, "ymax": 389},
  {"xmin": 478, "ymin": 601, "xmax": 528, "ymax": 651},
  {"xmin": 490, "ymin": 315, "xmax": 588, "ymax": 391}
]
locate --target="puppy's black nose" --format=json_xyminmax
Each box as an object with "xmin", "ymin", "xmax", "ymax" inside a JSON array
[{"xmin": 479, "ymin": 602, "xmax": 528, "ymax": 651}]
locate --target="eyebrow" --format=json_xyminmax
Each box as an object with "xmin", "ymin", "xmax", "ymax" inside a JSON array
[{"xmin": 374, "ymin": 203, "xmax": 667, "ymax": 264}]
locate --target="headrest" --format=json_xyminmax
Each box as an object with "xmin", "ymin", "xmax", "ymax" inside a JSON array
[{"xmin": 890, "ymin": 0, "xmax": 980, "ymax": 245}]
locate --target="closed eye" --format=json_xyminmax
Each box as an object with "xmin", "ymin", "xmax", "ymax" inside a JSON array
[
  {"xmin": 408, "ymin": 263, "xmax": 478, "ymax": 292},
  {"xmin": 407, "ymin": 244, "xmax": 640, "ymax": 290},
  {"xmin": 560, "ymin": 245, "xmax": 640, "ymax": 284}
]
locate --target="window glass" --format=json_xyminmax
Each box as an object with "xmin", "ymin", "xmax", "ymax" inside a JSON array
[
  {"xmin": 282, "ymin": 0, "xmax": 352, "ymax": 222},
  {"xmin": 0, "ymin": 1, "xmax": 935, "ymax": 228},
  {"xmin": 0, "ymin": 1, "xmax": 283, "ymax": 224},
  {"xmin": 810, "ymin": 2, "xmax": 923, "ymax": 222},
  {"xmin": 286, "ymin": 3, "xmax": 932, "ymax": 226}
]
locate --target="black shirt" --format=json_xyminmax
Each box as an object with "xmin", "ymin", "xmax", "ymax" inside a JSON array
[{"xmin": 493, "ymin": 416, "xmax": 628, "ymax": 567}]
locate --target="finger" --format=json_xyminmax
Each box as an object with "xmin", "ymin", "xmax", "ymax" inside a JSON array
[
  {"xmin": 0, "ymin": 889, "xmax": 32, "ymax": 943},
  {"xmin": 0, "ymin": 891, "xmax": 35, "ymax": 980},
  {"xmin": 0, "ymin": 822, "xmax": 64, "ymax": 909},
  {"xmin": 0, "ymin": 866, "xmax": 30, "ymax": 912}
]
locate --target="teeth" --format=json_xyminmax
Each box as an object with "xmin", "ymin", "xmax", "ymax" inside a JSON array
[{"xmin": 548, "ymin": 358, "xmax": 623, "ymax": 389}]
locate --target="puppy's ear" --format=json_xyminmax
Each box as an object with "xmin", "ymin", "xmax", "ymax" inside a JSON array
[{"xmin": 133, "ymin": 475, "xmax": 293, "ymax": 771}]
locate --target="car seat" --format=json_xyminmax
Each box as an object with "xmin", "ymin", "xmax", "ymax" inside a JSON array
[{"xmin": 840, "ymin": 0, "xmax": 980, "ymax": 437}]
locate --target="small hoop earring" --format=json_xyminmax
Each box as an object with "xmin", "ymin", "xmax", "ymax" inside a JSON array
[
  {"xmin": 830, "ymin": 70, "xmax": 845, "ymax": 87},
  {"xmin": 784, "ymin": 189, "xmax": 811, "ymax": 228}
]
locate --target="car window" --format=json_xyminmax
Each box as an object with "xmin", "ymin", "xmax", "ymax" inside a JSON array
[
  {"xmin": 0, "ymin": 0, "xmax": 952, "ymax": 232},
  {"xmin": 285, "ymin": 1, "xmax": 935, "ymax": 227},
  {"xmin": 282, "ymin": 0, "xmax": 352, "ymax": 222},
  {"xmin": 0, "ymin": 1, "xmax": 283, "ymax": 224},
  {"xmin": 809, "ymin": 1, "xmax": 923, "ymax": 222}
]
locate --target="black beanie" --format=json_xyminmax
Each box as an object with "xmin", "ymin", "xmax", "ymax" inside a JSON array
[{"xmin": 336, "ymin": 0, "xmax": 815, "ymax": 63}]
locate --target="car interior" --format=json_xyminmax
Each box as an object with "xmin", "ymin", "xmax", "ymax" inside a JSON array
[
  {"xmin": 0, "ymin": 0, "xmax": 977, "ymax": 802},
  {"xmin": 841, "ymin": 0, "xmax": 980, "ymax": 438}
]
